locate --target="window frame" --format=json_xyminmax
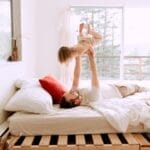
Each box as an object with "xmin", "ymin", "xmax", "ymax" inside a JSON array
[{"xmin": 11, "ymin": 0, "xmax": 21, "ymax": 61}]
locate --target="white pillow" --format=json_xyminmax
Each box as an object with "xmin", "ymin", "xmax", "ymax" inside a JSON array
[
  {"xmin": 5, "ymin": 86, "xmax": 53, "ymax": 114},
  {"xmin": 101, "ymin": 83, "xmax": 122, "ymax": 99},
  {"xmin": 15, "ymin": 78, "xmax": 40, "ymax": 89},
  {"xmin": 114, "ymin": 83, "xmax": 140, "ymax": 97}
]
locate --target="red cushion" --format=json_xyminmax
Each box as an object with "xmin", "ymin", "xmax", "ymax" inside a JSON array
[{"xmin": 39, "ymin": 75, "xmax": 67, "ymax": 104}]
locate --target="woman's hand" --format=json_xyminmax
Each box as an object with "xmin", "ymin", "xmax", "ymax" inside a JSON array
[
  {"xmin": 87, "ymin": 46, "xmax": 95, "ymax": 58},
  {"xmin": 79, "ymin": 23, "xmax": 85, "ymax": 34},
  {"xmin": 87, "ymin": 24, "xmax": 91, "ymax": 34}
]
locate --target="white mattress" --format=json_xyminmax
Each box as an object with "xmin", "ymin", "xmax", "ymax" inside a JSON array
[{"xmin": 8, "ymin": 105, "xmax": 144, "ymax": 136}]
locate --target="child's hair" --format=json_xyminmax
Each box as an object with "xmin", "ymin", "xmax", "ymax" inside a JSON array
[
  {"xmin": 58, "ymin": 46, "xmax": 72, "ymax": 63},
  {"xmin": 60, "ymin": 96, "xmax": 76, "ymax": 108}
]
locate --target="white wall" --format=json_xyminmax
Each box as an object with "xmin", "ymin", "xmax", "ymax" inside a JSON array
[
  {"xmin": 0, "ymin": 62, "xmax": 26, "ymax": 124},
  {"xmin": 21, "ymin": 0, "xmax": 36, "ymax": 77},
  {"xmin": 69, "ymin": 0, "xmax": 150, "ymax": 7},
  {"xmin": 34, "ymin": 0, "xmax": 69, "ymax": 78}
]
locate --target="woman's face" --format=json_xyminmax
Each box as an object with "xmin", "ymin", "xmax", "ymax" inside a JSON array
[{"xmin": 63, "ymin": 91, "xmax": 82, "ymax": 106}]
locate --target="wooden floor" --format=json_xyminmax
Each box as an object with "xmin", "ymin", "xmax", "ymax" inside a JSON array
[{"xmin": 4, "ymin": 133, "xmax": 150, "ymax": 150}]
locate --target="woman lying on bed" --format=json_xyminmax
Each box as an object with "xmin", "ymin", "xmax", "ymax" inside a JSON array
[{"xmin": 60, "ymin": 47, "xmax": 101, "ymax": 108}]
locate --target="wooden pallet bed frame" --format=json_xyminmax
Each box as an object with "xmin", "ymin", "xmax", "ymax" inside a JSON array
[
  {"xmin": 0, "ymin": 123, "xmax": 150, "ymax": 150},
  {"xmin": 4, "ymin": 132, "xmax": 149, "ymax": 150}
]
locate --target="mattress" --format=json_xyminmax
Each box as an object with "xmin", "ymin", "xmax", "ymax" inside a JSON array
[{"xmin": 8, "ymin": 105, "xmax": 144, "ymax": 136}]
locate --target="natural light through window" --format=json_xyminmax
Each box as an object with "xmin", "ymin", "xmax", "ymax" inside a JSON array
[
  {"xmin": 0, "ymin": 0, "xmax": 12, "ymax": 61},
  {"xmin": 71, "ymin": 7, "xmax": 150, "ymax": 80},
  {"xmin": 124, "ymin": 8, "xmax": 150, "ymax": 56}
]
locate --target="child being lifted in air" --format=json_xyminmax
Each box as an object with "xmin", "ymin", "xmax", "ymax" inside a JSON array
[{"xmin": 58, "ymin": 23, "xmax": 103, "ymax": 63}]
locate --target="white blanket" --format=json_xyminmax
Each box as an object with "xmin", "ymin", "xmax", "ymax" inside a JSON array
[{"xmin": 90, "ymin": 91, "xmax": 150, "ymax": 132}]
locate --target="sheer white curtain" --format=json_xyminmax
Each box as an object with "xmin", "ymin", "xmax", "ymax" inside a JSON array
[{"xmin": 58, "ymin": 6, "xmax": 79, "ymax": 88}]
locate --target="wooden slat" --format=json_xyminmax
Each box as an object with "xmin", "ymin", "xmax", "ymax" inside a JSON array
[
  {"xmin": 122, "ymin": 145, "xmax": 139, "ymax": 150},
  {"xmin": 134, "ymin": 134, "xmax": 150, "ymax": 146},
  {"xmin": 58, "ymin": 135, "xmax": 67, "ymax": 145},
  {"xmin": 1, "ymin": 130, "xmax": 9, "ymax": 140},
  {"xmin": 7, "ymin": 136, "xmax": 20, "ymax": 149},
  {"xmin": 22, "ymin": 136, "xmax": 34, "ymax": 146},
  {"xmin": 0, "ymin": 122, "xmax": 8, "ymax": 137},
  {"xmin": 6, "ymin": 133, "xmax": 150, "ymax": 150},
  {"xmin": 56, "ymin": 146, "xmax": 78, "ymax": 150},
  {"xmin": 140, "ymin": 148, "xmax": 150, "ymax": 150},
  {"xmin": 78, "ymin": 145, "xmax": 98, "ymax": 150},
  {"xmin": 92, "ymin": 134, "xmax": 103, "ymax": 145},
  {"xmin": 39, "ymin": 135, "xmax": 51, "ymax": 146},
  {"xmin": 76, "ymin": 135, "xmax": 85, "ymax": 145},
  {"xmin": 124, "ymin": 133, "xmax": 138, "ymax": 144},
  {"xmin": 108, "ymin": 133, "xmax": 121, "ymax": 144},
  {"xmin": 100, "ymin": 145, "xmax": 139, "ymax": 150}
]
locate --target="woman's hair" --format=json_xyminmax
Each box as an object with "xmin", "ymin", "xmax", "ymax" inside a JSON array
[
  {"xmin": 58, "ymin": 46, "xmax": 72, "ymax": 63},
  {"xmin": 60, "ymin": 96, "xmax": 76, "ymax": 108}
]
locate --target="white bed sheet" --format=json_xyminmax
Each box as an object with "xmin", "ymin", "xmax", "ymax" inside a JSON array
[{"xmin": 8, "ymin": 105, "xmax": 144, "ymax": 136}]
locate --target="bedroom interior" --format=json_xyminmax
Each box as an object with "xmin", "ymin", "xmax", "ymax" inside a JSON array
[{"xmin": 0, "ymin": 0, "xmax": 150, "ymax": 150}]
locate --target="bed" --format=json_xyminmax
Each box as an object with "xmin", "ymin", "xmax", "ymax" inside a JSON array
[
  {"xmin": 1, "ymin": 78, "xmax": 150, "ymax": 149},
  {"xmin": 8, "ymin": 105, "xmax": 144, "ymax": 136},
  {"xmin": 6, "ymin": 103, "xmax": 149, "ymax": 149},
  {"xmin": 6, "ymin": 106, "xmax": 149, "ymax": 150}
]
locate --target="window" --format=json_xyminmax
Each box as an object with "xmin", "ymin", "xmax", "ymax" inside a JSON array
[
  {"xmin": 71, "ymin": 7, "xmax": 150, "ymax": 80},
  {"xmin": 124, "ymin": 8, "xmax": 150, "ymax": 80},
  {"xmin": 0, "ymin": 0, "xmax": 21, "ymax": 62},
  {"xmin": 71, "ymin": 7, "xmax": 123, "ymax": 80},
  {"xmin": 0, "ymin": 0, "xmax": 12, "ymax": 61}
]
